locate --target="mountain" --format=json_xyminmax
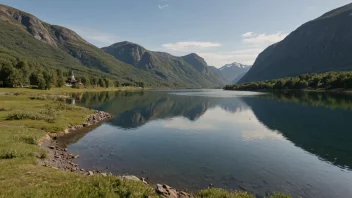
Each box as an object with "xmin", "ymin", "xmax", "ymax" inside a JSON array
[
  {"xmin": 0, "ymin": 4, "xmax": 223, "ymax": 88},
  {"xmin": 219, "ymin": 62, "xmax": 251, "ymax": 83},
  {"xmin": 0, "ymin": 4, "xmax": 167, "ymax": 86},
  {"xmin": 102, "ymin": 42, "xmax": 224, "ymax": 87},
  {"xmin": 241, "ymin": 93, "xmax": 352, "ymax": 169},
  {"xmin": 208, "ymin": 66, "xmax": 228, "ymax": 84},
  {"xmin": 239, "ymin": 3, "xmax": 352, "ymax": 83},
  {"xmin": 73, "ymin": 91, "xmax": 248, "ymax": 129}
]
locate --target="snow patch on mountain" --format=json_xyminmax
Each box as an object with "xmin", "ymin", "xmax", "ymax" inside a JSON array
[{"xmin": 220, "ymin": 62, "xmax": 251, "ymax": 70}]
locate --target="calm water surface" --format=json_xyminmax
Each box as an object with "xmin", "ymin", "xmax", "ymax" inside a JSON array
[{"xmin": 63, "ymin": 90, "xmax": 352, "ymax": 198}]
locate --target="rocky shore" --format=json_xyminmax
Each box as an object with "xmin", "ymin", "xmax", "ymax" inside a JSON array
[
  {"xmin": 38, "ymin": 110, "xmax": 192, "ymax": 198},
  {"xmin": 38, "ymin": 110, "xmax": 113, "ymax": 173}
]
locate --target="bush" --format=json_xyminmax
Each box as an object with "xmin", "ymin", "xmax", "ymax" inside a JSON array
[
  {"xmin": 7, "ymin": 111, "xmax": 44, "ymax": 120},
  {"xmin": 29, "ymin": 95, "xmax": 48, "ymax": 100},
  {"xmin": 6, "ymin": 108, "xmax": 58, "ymax": 123},
  {"xmin": 20, "ymin": 136, "xmax": 38, "ymax": 145},
  {"xmin": 0, "ymin": 149, "xmax": 21, "ymax": 159}
]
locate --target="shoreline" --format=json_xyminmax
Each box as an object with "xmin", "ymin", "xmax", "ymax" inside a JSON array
[
  {"xmin": 0, "ymin": 87, "xmax": 290, "ymax": 198},
  {"xmin": 223, "ymin": 88, "xmax": 352, "ymax": 94},
  {"xmin": 38, "ymin": 110, "xmax": 192, "ymax": 198}
]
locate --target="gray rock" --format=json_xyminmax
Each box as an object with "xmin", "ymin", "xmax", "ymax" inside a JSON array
[
  {"xmin": 121, "ymin": 175, "xmax": 141, "ymax": 182},
  {"xmin": 156, "ymin": 184, "xmax": 192, "ymax": 198}
]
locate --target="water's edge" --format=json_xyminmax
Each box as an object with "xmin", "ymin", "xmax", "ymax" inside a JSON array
[{"xmin": 38, "ymin": 110, "xmax": 192, "ymax": 198}]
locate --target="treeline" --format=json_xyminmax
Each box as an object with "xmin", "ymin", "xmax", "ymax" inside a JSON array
[
  {"xmin": 0, "ymin": 60, "xmax": 145, "ymax": 89},
  {"xmin": 224, "ymin": 71, "xmax": 352, "ymax": 91}
]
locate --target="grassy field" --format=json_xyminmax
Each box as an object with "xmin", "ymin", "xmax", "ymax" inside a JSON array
[
  {"xmin": 0, "ymin": 87, "xmax": 290, "ymax": 198},
  {"xmin": 0, "ymin": 86, "xmax": 144, "ymax": 95}
]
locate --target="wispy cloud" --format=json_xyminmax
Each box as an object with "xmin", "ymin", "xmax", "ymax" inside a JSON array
[
  {"xmin": 67, "ymin": 25, "xmax": 119, "ymax": 47},
  {"xmin": 162, "ymin": 41, "xmax": 221, "ymax": 52},
  {"xmin": 242, "ymin": 32, "xmax": 288, "ymax": 46},
  {"xmin": 200, "ymin": 32, "xmax": 288, "ymax": 67},
  {"xmin": 158, "ymin": 4, "xmax": 169, "ymax": 9},
  {"xmin": 242, "ymin": 32, "xmax": 254, "ymax": 37}
]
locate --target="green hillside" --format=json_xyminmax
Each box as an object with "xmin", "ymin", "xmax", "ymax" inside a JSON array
[
  {"xmin": 0, "ymin": 4, "xmax": 223, "ymax": 88},
  {"xmin": 102, "ymin": 42, "xmax": 224, "ymax": 87}
]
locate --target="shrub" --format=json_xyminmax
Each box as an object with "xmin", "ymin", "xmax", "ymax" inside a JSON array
[
  {"xmin": 0, "ymin": 149, "xmax": 21, "ymax": 159},
  {"xmin": 29, "ymin": 95, "xmax": 48, "ymax": 100},
  {"xmin": 6, "ymin": 111, "xmax": 44, "ymax": 120},
  {"xmin": 6, "ymin": 109, "xmax": 58, "ymax": 123},
  {"xmin": 20, "ymin": 136, "xmax": 38, "ymax": 145}
]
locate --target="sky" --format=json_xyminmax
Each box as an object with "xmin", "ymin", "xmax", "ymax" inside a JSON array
[{"xmin": 0, "ymin": 0, "xmax": 351, "ymax": 67}]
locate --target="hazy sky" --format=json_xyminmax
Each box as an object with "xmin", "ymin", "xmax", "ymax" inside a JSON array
[{"xmin": 0, "ymin": 0, "xmax": 351, "ymax": 67}]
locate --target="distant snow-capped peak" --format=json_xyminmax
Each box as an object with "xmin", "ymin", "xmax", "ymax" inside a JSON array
[{"xmin": 220, "ymin": 62, "xmax": 251, "ymax": 70}]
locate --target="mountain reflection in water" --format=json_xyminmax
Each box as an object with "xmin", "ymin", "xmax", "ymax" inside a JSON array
[{"xmin": 66, "ymin": 90, "xmax": 352, "ymax": 198}]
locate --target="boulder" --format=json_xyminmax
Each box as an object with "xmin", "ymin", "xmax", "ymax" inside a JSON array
[
  {"xmin": 156, "ymin": 184, "xmax": 192, "ymax": 198},
  {"xmin": 120, "ymin": 175, "xmax": 141, "ymax": 182}
]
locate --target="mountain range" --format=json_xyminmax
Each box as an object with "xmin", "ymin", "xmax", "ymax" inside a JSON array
[
  {"xmin": 239, "ymin": 3, "xmax": 352, "ymax": 83},
  {"xmin": 0, "ymin": 4, "xmax": 225, "ymax": 88},
  {"xmin": 102, "ymin": 42, "xmax": 223, "ymax": 87},
  {"xmin": 219, "ymin": 63, "xmax": 251, "ymax": 84},
  {"xmin": 2, "ymin": 3, "xmax": 351, "ymax": 87}
]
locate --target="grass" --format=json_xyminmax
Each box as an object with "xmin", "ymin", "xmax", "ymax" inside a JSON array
[
  {"xmin": 0, "ymin": 86, "xmax": 143, "ymax": 95},
  {"xmin": 0, "ymin": 87, "xmax": 291, "ymax": 198},
  {"xmin": 196, "ymin": 188, "xmax": 290, "ymax": 198}
]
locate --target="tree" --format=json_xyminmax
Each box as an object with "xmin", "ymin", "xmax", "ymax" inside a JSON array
[
  {"xmin": 0, "ymin": 64, "xmax": 21, "ymax": 87},
  {"xmin": 29, "ymin": 73, "xmax": 39, "ymax": 86},
  {"xmin": 51, "ymin": 71, "xmax": 58, "ymax": 87},
  {"xmin": 136, "ymin": 81, "xmax": 145, "ymax": 88},
  {"xmin": 115, "ymin": 80, "xmax": 120, "ymax": 87},
  {"xmin": 81, "ymin": 76, "xmax": 90, "ymax": 87},
  {"xmin": 309, "ymin": 76, "xmax": 321, "ymax": 89},
  {"xmin": 98, "ymin": 78, "xmax": 105, "ymax": 87},
  {"xmin": 56, "ymin": 69, "xmax": 65, "ymax": 87},
  {"xmin": 273, "ymin": 80, "xmax": 285, "ymax": 89},
  {"xmin": 43, "ymin": 71, "xmax": 53, "ymax": 90},
  {"xmin": 283, "ymin": 79, "xmax": 295, "ymax": 89},
  {"xmin": 15, "ymin": 61, "xmax": 30, "ymax": 86},
  {"xmin": 37, "ymin": 73, "xmax": 46, "ymax": 90},
  {"xmin": 104, "ymin": 78, "xmax": 113, "ymax": 88},
  {"xmin": 90, "ymin": 77, "xmax": 98, "ymax": 87},
  {"xmin": 297, "ymin": 80, "xmax": 309, "ymax": 89}
]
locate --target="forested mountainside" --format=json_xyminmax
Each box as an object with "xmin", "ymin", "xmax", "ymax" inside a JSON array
[
  {"xmin": 102, "ymin": 42, "xmax": 224, "ymax": 87},
  {"xmin": 0, "ymin": 4, "xmax": 223, "ymax": 88}
]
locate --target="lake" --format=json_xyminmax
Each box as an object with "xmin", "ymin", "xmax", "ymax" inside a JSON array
[{"xmin": 62, "ymin": 89, "xmax": 352, "ymax": 198}]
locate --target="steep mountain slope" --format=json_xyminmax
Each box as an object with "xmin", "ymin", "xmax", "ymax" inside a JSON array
[
  {"xmin": 102, "ymin": 42, "xmax": 224, "ymax": 87},
  {"xmin": 0, "ymin": 4, "xmax": 165, "ymax": 86},
  {"xmin": 239, "ymin": 3, "xmax": 352, "ymax": 83},
  {"xmin": 208, "ymin": 66, "xmax": 228, "ymax": 84},
  {"xmin": 219, "ymin": 62, "xmax": 251, "ymax": 83}
]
